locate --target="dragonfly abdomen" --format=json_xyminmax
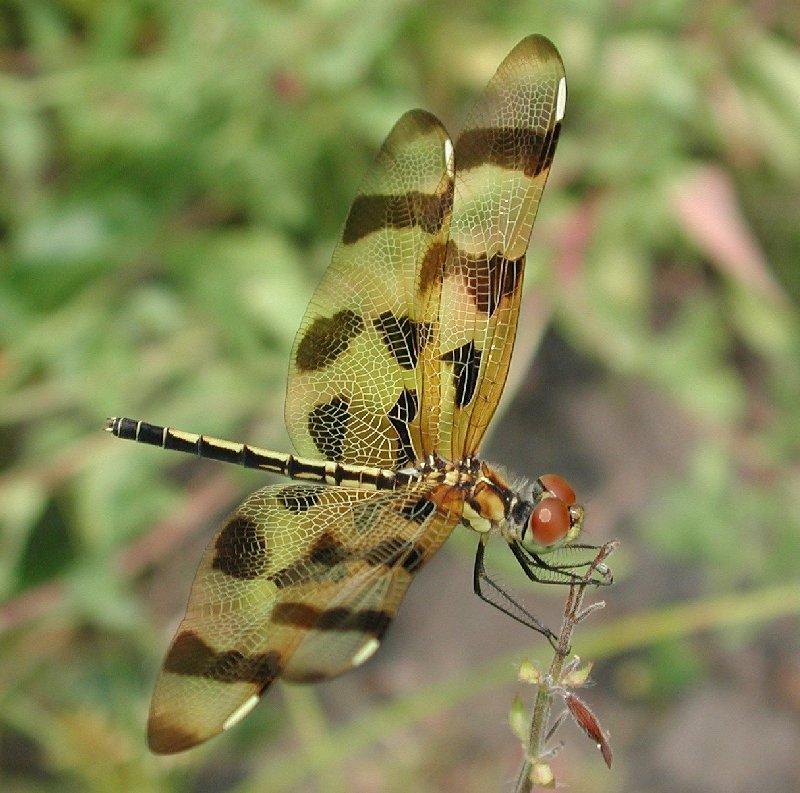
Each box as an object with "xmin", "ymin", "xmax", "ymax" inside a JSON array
[{"xmin": 106, "ymin": 417, "xmax": 410, "ymax": 490}]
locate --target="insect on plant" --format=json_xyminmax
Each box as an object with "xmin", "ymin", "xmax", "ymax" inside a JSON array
[{"xmin": 107, "ymin": 34, "xmax": 613, "ymax": 754}]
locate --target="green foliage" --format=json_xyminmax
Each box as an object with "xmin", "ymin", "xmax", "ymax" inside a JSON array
[{"xmin": 1, "ymin": 1, "xmax": 799, "ymax": 789}]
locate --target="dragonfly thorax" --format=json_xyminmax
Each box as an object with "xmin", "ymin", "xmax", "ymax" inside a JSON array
[{"xmin": 461, "ymin": 464, "xmax": 585, "ymax": 548}]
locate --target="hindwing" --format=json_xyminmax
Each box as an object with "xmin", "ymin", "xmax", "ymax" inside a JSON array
[{"xmin": 147, "ymin": 480, "xmax": 462, "ymax": 753}]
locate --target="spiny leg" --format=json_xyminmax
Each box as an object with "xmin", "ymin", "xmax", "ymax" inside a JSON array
[
  {"xmin": 509, "ymin": 542, "xmax": 585, "ymax": 586},
  {"xmin": 510, "ymin": 542, "xmax": 611, "ymax": 587},
  {"xmin": 529, "ymin": 544, "xmax": 603, "ymax": 571},
  {"xmin": 473, "ymin": 539, "xmax": 558, "ymax": 648},
  {"xmin": 529, "ymin": 544, "xmax": 612, "ymax": 578},
  {"xmin": 529, "ymin": 551, "xmax": 613, "ymax": 585}
]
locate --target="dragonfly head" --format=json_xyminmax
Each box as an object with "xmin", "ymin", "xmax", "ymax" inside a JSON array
[{"xmin": 516, "ymin": 473, "xmax": 584, "ymax": 548}]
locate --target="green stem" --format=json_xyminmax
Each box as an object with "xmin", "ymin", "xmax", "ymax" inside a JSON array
[{"xmin": 513, "ymin": 545, "xmax": 611, "ymax": 792}]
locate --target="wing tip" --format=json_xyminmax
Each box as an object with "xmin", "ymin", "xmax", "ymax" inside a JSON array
[
  {"xmin": 516, "ymin": 33, "xmax": 561, "ymax": 57},
  {"xmin": 506, "ymin": 33, "xmax": 566, "ymax": 75},
  {"xmin": 147, "ymin": 716, "xmax": 209, "ymax": 755},
  {"xmin": 392, "ymin": 107, "xmax": 449, "ymax": 142}
]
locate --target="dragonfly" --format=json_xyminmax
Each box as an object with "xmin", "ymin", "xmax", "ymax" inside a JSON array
[{"xmin": 107, "ymin": 34, "xmax": 610, "ymax": 754}]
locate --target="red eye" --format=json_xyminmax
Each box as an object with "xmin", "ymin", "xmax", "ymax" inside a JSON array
[
  {"xmin": 528, "ymin": 497, "xmax": 570, "ymax": 545},
  {"xmin": 539, "ymin": 473, "xmax": 576, "ymax": 506}
]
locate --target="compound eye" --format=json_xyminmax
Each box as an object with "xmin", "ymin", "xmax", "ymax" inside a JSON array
[
  {"xmin": 528, "ymin": 497, "xmax": 570, "ymax": 546},
  {"xmin": 539, "ymin": 473, "xmax": 576, "ymax": 507}
]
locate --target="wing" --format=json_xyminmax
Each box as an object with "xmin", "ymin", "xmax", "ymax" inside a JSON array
[
  {"xmin": 285, "ymin": 110, "xmax": 454, "ymax": 468},
  {"xmin": 436, "ymin": 35, "xmax": 566, "ymax": 459},
  {"xmin": 147, "ymin": 480, "xmax": 462, "ymax": 753}
]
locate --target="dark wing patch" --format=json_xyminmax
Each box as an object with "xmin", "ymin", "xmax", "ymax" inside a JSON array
[
  {"xmin": 373, "ymin": 312, "xmax": 431, "ymax": 370},
  {"xmin": 418, "ymin": 240, "xmax": 450, "ymax": 295},
  {"xmin": 295, "ymin": 310, "xmax": 365, "ymax": 373},
  {"xmin": 308, "ymin": 532, "xmax": 349, "ymax": 565},
  {"xmin": 343, "ymin": 191, "xmax": 450, "ymax": 244},
  {"xmin": 271, "ymin": 603, "xmax": 392, "ymax": 636},
  {"xmin": 455, "ymin": 126, "xmax": 561, "ymax": 177},
  {"xmin": 387, "ymin": 388, "xmax": 419, "ymax": 466},
  {"xmin": 147, "ymin": 723, "xmax": 200, "ymax": 755},
  {"xmin": 164, "ymin": 631, "xmax": 282, "ymax": 685},
  {"xmin": 442, "ymin": 341, "xmax": 482, "ymax": 408},
  {"xmin": 278, "ymin": 487, "xmax": 322, "ymax": 513},
  {"xmin": 268, "ymin": 531, "xmax": 350, "ymax": 589},
  {"xmin": 212, "ymin": 515, "xmax": 268, "ymax": 580},
  {"xmin": 399, "ymin": 495, "xmax": 437, "ymax": 524},
  {"xmin": 307, "ymin": 396, "xmax": 350, "ymax": 461},
  {"xmin": 454, "ymin": 250, "xmax": 524, "ymax": 318}
]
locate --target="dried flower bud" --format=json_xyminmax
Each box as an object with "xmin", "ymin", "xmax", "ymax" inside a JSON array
[{"xmin": 564, "ymin": 692, "xmax": 613, "ymax": 769}]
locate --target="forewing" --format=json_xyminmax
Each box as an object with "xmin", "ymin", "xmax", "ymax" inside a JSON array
[
  {"xmin": 147, "ymin": 480, "xmax": 462, "ymax": 753},
  {"xmin": 437, "ymin": 35, "xmax": 566, "ymax": 458},
  {"xmin": 286, "ymin": 110, "xmax": 454, "ymax": 468}
]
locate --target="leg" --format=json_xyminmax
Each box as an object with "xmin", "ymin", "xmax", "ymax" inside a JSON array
[
  {"xmin": 509, "ymin": 542, "xmax": 585, "ymax": 586},
  {"xmin": 529, "ymin": 549, "xmax": 613, "ymax": 586},
  {"xmin": 511, "ymin": 543, "xmax": 611, "ymax": 587},
  {"xmin": 531, "ymin": 543, "xmax": 602, "ymax": 571},
  {"xmin": 473, "ymin": 539, "xmax": 557, "ymax": 647}
]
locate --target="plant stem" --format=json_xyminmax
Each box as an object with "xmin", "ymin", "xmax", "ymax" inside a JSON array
[
  {"xmin": 237, "ymin": 575, "xmax": 800, "ymax": 793},
  {"xmin": 514, "ymin": 542, "xmax": 618, "ymax": 792}
]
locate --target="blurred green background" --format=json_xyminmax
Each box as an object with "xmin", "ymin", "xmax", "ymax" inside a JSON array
[{"xmin": 2, "ymin": 1, "xmax": 800, "ymax": 791}]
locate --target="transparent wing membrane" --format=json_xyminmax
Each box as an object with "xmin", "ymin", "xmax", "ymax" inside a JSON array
[
  {"xmin": 285, "ymin": 110, "xmax": 454, "ymax": 468},
  {"xmin": 285, "ymin": 36, "xmax": 566, "ymax": 468},
  {"xmin": 437, "ymin": 35, "xmax": 566, "ymax": 459},
  {"xmin": 147, "ymin": 480, "xmax": 462, "ymax": 753}
]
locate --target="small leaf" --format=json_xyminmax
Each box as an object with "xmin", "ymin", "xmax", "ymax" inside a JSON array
[
  {"xmin": 508, "ymin": 695, "xmax": 528, "ymax": 743},
  {"xmin": 518, "ymin": 659, "xmax": 542, "ymax": 685},
  {"xmin": 562, "ymin": 661, "xmax": 593, "ymax": 687}
]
